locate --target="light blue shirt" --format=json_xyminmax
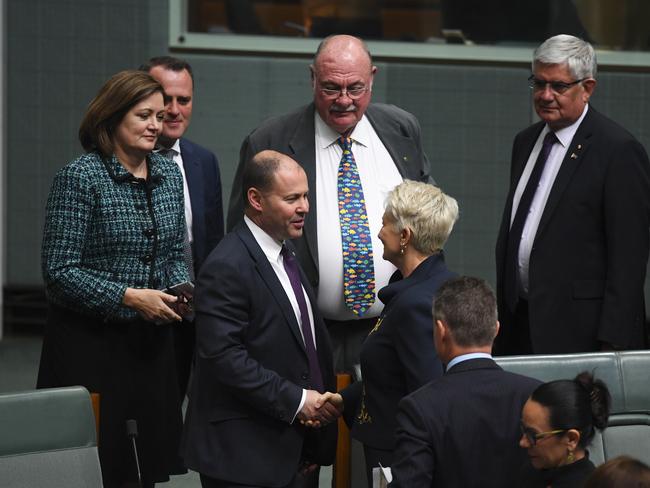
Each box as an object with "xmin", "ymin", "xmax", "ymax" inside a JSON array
[{"xmin": 446, "ymin": 352, "xmax": 493, "ymax": 372}]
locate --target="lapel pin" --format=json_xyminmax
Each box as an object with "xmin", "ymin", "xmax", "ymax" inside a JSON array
[
  {"xmin": 577, "ymin": 144, "xmax": 582, "ymax": 149},
  {"xmin": 570, "ymin": 153, "xmax": 578, "ymax": 159}
]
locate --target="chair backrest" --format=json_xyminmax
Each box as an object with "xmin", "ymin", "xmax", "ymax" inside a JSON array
[
  {"xmin": 495, "ymin": 351, "xmax": 650, "ymax": 466},
  {"xmin": 0, "ymin": 386, "xmax": 103, "ymax": 488}
]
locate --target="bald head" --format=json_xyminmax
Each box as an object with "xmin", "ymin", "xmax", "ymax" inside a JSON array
[
  {"xmin": 310, "ymin": 35, "xmax": 376, "ymax": 134},
  {"xmin": 313, "ymin": 35, "xmax": 373, "ymax": 71},
  {"xmin": 244, "ymin": 150, "xmax": 309, "ymax": 242}
]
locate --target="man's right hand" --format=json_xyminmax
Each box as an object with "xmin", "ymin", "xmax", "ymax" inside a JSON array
[
  {"xmin": 298, "ymin": 391, "xmax": 344, "ymax": 428},
  {"xmin": 297, "ymin": 390, "xmax": 342, "ymax": 427}
]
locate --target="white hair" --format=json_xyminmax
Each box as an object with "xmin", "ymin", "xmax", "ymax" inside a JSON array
[
  {"xmin": 384, "ymin": 180, "xmax": 459, "ymax": 255},
  {"xmin": 533, "ymin": 34, "xmax": 597, "ymax": 79}
]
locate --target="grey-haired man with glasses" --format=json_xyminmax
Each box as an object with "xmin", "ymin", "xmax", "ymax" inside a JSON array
[
  {"xmin": 227, "ymin": 34, "xmax": 432, "ymax": 373},
  {"xmin": 495, "ymin": 34, "xmax": 650, "ymax": 356}
]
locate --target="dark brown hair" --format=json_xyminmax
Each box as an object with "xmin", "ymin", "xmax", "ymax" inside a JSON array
[
  {"xmin": 433, "ymin": 276, "xmax": 498, "ymax": 347},
  {"xmin": 78, "ymin": 70, "xmax": 163, "ymax": 157},
  {"xmin": 585, "ymin": 456, "xmax": 650, "ymax": 488}
]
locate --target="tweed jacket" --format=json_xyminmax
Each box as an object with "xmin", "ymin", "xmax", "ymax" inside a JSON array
[{"xmin": 42, "ymin": 151, "xmax": 188, "ymax": 321}]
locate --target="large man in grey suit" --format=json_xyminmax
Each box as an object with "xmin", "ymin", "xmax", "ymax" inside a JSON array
[{"xmin": 227, "ymin": 35, "xmax": 432, "ymax": 371}]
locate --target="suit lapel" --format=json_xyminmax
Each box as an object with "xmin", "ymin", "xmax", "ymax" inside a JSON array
[
  {"xmin": 534, "ymin": 110, "xmax": 595, "ymax": 242},
  {"xmin": 236, "ymin": 224, "xmax": 306, "ymax": 352},
  {"xmin": 288, "ymin": 104, "xmax": 319, "ymax": 274},
  {"xmin": 365, "ymin": 105, "xmax": 416, "ymax": 178},
  {"xmin": 179, "ymin": 139, "xmax": 206, "ymax": 258}
]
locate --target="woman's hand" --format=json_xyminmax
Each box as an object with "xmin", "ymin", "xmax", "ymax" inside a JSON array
[{"xmin": 123, "ymin": 288, "xmax": 182, "ymax": 323}]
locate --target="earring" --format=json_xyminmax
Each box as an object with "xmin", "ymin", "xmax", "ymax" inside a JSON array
[
  {"xmin": 399, "ymin": 241, "xmax": 406, "ymax": 255},
  {"xmin": 567, "ymin": 450, "xmax": 575, "ymax": 463}
]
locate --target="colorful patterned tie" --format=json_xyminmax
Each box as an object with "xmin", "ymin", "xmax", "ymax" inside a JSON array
[{"xmin": 337, "ymin": 136, "xmax": 375, "ymax": 316}]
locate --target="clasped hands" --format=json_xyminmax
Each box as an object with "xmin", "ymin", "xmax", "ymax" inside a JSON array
[{"xmin": 297, "ymin": 391, "xmax": 344, "ymax": 428}]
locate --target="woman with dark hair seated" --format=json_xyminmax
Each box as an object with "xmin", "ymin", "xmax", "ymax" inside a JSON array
[
  {"xmin": 585, "ymin": 456, "xmax": 650, "ymax": 488},
  {"xmin": 518, "ymin": 371, "xmax": 611, "ymax": 487}
]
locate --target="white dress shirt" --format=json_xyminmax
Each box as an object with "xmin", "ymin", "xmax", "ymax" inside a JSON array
[
  {"xmin": 314, "ymin": 113, "xmax": 403, "ymax": 320},
  {"xmin": 511, "ymin": 105, "xmax": 589, "ymax": 296}
]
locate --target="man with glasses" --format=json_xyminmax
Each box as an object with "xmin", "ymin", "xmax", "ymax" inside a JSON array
[
  {"xmin": 227, "ymin": 34, "xmax": 432, "ymax": 372},
  {"xmin": 391, "ymin": 276, "xmax": 540, "ymax": 487},
  {"xmin": 495, "ymin": 34, "xmax": 650, "ymax": 355}
]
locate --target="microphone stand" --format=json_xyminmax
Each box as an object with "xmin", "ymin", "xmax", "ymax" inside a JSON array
[{"xmin": 126, "ymin": 419, "xmax": 143, "ymax": 487}]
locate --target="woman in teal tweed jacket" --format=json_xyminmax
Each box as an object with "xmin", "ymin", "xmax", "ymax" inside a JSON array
[{"xmin": 37, "ymin": 71, "xmax": 189, "ymax": 488}]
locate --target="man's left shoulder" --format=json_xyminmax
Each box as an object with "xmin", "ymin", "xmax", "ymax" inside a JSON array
[
  {"xmin": 367, "ymin": 102, "xmax": 418, "ymax": 122},
  {"xmin": 585, "ymin": 107, "xmax": 642, "ymax": 145}
]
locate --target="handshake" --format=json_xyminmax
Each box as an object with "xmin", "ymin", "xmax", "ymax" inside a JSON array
[{"xmin": 297, "ymin": 391, "xmax": 344, "ymax": 428}]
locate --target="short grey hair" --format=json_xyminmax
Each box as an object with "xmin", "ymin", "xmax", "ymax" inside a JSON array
[
  {"xmin": 384, "ymin": 180, "xmax": 458, "ymax": 255},
  {"xmin": 533, "ymin": 34, "xmax": 597, "ymax": 80}
]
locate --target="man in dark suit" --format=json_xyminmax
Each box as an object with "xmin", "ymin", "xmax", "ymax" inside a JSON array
[
  {"xmin": 227, "ymin": 35, "xmax": 432, "ymax": 372},
  {"xmin": 391, "ymin": 276, "xmax": 540, "ymax": 487},
  {"xmin": 495, "ymin": 35, "xmax": 650, "ymax": 355},
  {"xmin": 141, "ymin": 56, "xmax": 225, "ymax": 396},
  {"xmin": 182, "ymin": 150, "xmax": 338, "ymax": 487}
]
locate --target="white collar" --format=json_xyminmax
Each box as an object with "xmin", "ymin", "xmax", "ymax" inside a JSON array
[
  {"xmin": 244, "ymin": 215, "xmax": 283, "ymax": 263},
  {"xmin": 314, "ymin": 111, "xmax": 371, "ymax": 150},
  {"xmin": 545, "ymin": 104, "xmax": 589, "ymax": 147}
]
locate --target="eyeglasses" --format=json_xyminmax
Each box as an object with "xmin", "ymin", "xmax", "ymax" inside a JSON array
[
  {"xmin": 319, "ymin": 85, "xmax": 369, "ymax": 100},
  {"xmin": 528, "ymin": 75, "xmax": 586, "ymax": 95},
  {"xmin": 520, "ymin": 423, "xmax": 567, "ymax": 446}
]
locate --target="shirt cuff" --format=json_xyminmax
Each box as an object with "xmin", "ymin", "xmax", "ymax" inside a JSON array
[{"xmin": 292, "ymin": 389, "xmax": 307, "ymax": 424}]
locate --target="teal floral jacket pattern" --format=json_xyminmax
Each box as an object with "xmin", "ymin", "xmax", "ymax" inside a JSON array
[{"xmin": 42, "ymin": 151, "xmax": 189, "ymax": 322}]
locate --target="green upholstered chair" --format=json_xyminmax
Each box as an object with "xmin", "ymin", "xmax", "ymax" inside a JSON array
[
  {"xmin": 0, "ymin": 386, "xmax": 103, "ymax": 487},
  {"xmin": 495, "ymin": 351, "xmax": 650, "ymax": 466}
]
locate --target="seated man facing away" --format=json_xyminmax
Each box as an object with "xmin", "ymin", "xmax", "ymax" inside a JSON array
[{"xmin": 391, "ymin": 276, "xmax": 541, "ymax": 488}]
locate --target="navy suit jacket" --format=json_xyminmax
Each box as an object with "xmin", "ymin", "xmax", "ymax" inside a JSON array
[
  {"xmin": 226, "ymin": 103, "xmax": 432, "ymax": 289},
  {"xmin": 181, "ymin": 223, "xmax": 337, "ymax": 486},
  {"xmin": 340, "ymin": 253, "xmax": 454, "ymax": 450},
  {"xmin": 179, "ymin": 138, "xmax": 224, "ymax": 274},
  {"xmin": 495, "ymin": 107, "xmax": 650, "ymax": 353},
  {"xmin": 391, "ymin": 358, "xmax": 540, "ymax": 488}
]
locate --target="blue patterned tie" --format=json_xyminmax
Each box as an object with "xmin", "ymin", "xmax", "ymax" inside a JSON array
[{"xmin": 337, "ymin": 136, "xmax": 375, "ymax": 316}]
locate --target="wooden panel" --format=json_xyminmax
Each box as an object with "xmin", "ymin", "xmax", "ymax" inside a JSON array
[{"xmin": 334, "ymin": 373, "xmax": 352, "ymax": 488}]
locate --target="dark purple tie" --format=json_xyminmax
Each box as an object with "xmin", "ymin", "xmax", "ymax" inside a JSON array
[
  {"xmin": 281, "ymin": 245, "xmax": 324, "ymax": 393},
  {"xmin": 504, "ymin": 131, "xmax": 558, "ymax": 311}
]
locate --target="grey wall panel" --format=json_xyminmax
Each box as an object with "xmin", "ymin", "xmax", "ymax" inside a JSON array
[{"xmin": 6, "ymin": 0, "xmax": 650, "ymax": 313}]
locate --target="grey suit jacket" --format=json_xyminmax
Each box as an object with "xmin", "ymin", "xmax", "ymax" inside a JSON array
[{"xmin": 227, "ymin": 102, "xmax": 432, "ymax": 288}]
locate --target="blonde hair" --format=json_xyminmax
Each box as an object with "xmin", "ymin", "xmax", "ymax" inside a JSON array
[{"xmin": 384, "ymin": 180, "xmax": 458, "ymax": 255}]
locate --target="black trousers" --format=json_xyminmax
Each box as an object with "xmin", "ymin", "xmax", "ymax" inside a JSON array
[
  {"xmin": 325, "ymin": 317, "xmax": 378, "ymax": 374},
  {"xmin": 199, "ymin": 466, "xmax": 319, "ymax": 488}
]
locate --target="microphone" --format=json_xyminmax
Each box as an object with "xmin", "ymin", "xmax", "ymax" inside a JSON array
[{"xmin": 126, "ymin": 419, "xmax": 143, "ymax": 487}]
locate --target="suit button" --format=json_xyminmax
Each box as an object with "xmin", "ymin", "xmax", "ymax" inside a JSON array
[
  {"xmin": 141, "ymin": 254, "xmax": 152, "ymax": 264},
  {"xmin": 143, "ymin": 228, "xmax": 155, "ymax": 238}
]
